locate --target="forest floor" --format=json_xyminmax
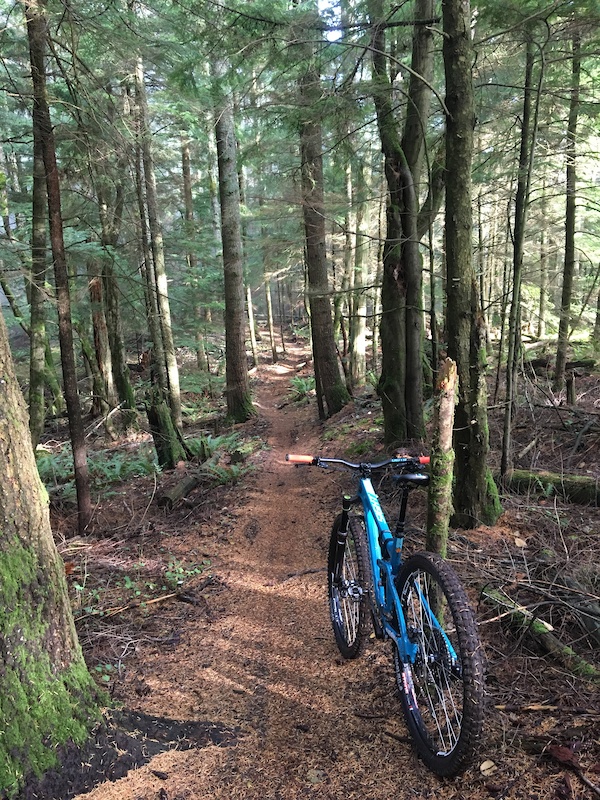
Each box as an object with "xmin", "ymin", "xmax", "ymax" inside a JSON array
[{"xmin": 18, "ymin": 338, "xmax": 600, "ymax": 800}]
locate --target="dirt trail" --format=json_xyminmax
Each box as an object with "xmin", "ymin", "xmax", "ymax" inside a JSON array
[{"xmin": 73, "ymin": 347, "xmax": 483, "ymax": 800}]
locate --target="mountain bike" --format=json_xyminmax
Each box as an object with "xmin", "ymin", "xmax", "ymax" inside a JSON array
[{"xmin": 286, "ymin": 453, "xmax": 485, "ymax": 776}]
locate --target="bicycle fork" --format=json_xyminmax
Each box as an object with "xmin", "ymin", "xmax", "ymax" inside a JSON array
[{"xmin": 332, "ymin": 496, "xmax": 364, "ymax": 604}]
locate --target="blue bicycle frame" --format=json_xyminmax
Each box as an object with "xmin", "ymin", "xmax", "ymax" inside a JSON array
[{"xmin": 342, "ymin": 472, "xmax": 458, "ymax": 667}]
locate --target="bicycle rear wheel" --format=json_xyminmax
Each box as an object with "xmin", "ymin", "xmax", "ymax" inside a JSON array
[
  {"xmin": 327, "ymin": 514, "xmax": 369, "ymax": 659},
  {"xmin": 394, "ymin": 552, "xmax": 485, "ymax": 776}
]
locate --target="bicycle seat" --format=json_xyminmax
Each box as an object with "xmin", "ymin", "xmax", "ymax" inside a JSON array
[{"xmin": 392, "ymin": 472, "xmax": 430, "ymax": 487}]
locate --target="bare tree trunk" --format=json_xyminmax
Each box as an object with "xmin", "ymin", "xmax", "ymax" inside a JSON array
[
  {"xmin": 26, "ymin": 0, "xmax": 91, "ymax": 532},
  {"xmin": 350, "ymin": 162, "xmax": 368, "ymax": 388},
  {"xmin": 298, "ymin": 56, "xmax": 350, "ymax": 417},
  {"xmin": 426, "ymin": 358, "xmax": 457, "ymax": 557},
  {"xmin": 369, "ymin": 0, "xmax": 434, "ymax": 443},
  {"xmin": 29, "ymin": 121, "xmax": 48, "ymax": 447},
  {"xmin": 212, "ymin": 58, "xmax": 254, "ymax": 421},
  {"xmin": 135, "ymin": 58, "xmax": 182, "ymax": 429},
  {"xmin": 554, "ymin": 32, "xmax": 581, "ymax": 392},
  {"xmin": 443, "ymin": 0, "xmax": 500, "ymax": 528},
  {"xmin": 181, "ymin": 138, "xmax": 208, "ymax": 371},
  {"xmin": 501, "ymin": 39, "xmax": 538, "ymax": 478},
  {"xmin": 96, "ymin": 171, "xmax": 137, "ymax": 423}
]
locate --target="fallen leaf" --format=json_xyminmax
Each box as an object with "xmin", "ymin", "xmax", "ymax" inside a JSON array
[
  {"xmin": 514, "ymin": 536, "xmax": 527, "ymax": 548},
  {"xmin": 480, "ymin": 759, "xmax": 498, "ymax": 776},
  {"xmin": 547, "ymin": 744, "xmax": 580, "ymax": 770},
  {"xmin": 306, "ymin": 768, "xmax": 326, "ymax": 785}
]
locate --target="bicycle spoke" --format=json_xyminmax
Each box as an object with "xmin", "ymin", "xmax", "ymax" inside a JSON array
[{"xmin": 395, "ymin": 553, "xmax": 485, "ymax": 775}]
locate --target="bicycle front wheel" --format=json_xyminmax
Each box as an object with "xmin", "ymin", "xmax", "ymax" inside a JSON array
[
  {"xmin": 327, "ymin": 514, "xmax": 369, "ymax": 659},
  {"xmin": 394, "ymin": 552, "xmax": 485, "ymax": 776}
]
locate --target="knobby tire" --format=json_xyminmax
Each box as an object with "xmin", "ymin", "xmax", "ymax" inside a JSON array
[
  {"xmin": 327, "ymin": 514, "xmax": 369, "ymax": 659},
  {"xmin": 394, "ymin": 552, "xmax": 485, "ymax": 776}
]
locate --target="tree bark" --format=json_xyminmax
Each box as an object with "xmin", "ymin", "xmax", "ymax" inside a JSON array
[
  {"xmin": 501, "ymin": 39, "xmax": 537, "ymax": 478},
  {"xmin": 369, "ymin": 0, "xmax": 433, "ymax": 443},
  {"xmin": 212, "ymin": 58, "xmax": 255, "ymax": 422},
  {"xmin": 426, "ymin": 358, "xmax": 457, "ymax": 558},
  {"xmin": 28, "ymin": 120, "xmax": 47, "ymax": 447},
  {"xmin": 297, "ymin": 50, "xmax": 350, "ymax": 418},
  {"xmin": 181, "ymin": 138, "xmax": 208, "ymax": 371},
  {"xmin": 554, "ymin": 33, "xmax": 581, "ymax": 392},
  {"xmin": 26, "ymin": 0, "xmax": 91, "ymax": 532},
  {"xmin": 443, "ymin": 0, "xmax": 501, "ymax": 528},
  {"xmin": 0, "ymin": 307, "xmax": 102, "ymax": 796},
  {"xmin": 135, "ymin": 58, "xmax": 182, "ymax": 430}
]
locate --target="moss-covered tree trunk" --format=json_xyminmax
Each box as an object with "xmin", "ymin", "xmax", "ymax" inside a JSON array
[
  {"xmin": 0, "ymin": 309, "xmax": 102, "ymax": 798},
  {"xmin": 443, "ymin": 0, "xmax": 501, "ymax": 528},
  {"xmin": 426, "ymin": 358, "xmax": 457, "ymax": 558}
]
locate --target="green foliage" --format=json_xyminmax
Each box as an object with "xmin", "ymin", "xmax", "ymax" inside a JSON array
[
  {"xmin": 163, "ymin": 557, "xmax": 210, "ymax": 589},
  {"xmin": 289, "ymin": 375, "xmax": 315, "ymax": 401},
  {"xmin": 36, "ymin": 444, "xmax": 158, "ymax": 503},
  {"xmin": 205, "ymin": 462, "xmax": 246, "ymax": 485}
]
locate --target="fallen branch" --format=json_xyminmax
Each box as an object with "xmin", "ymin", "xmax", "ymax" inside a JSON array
[
  {"xmin": 481, "ymin": 587, "xmax": 600, "ymax": 684},
  {"xmin": 501, "ymin": 468, "xmax": 600, "ymax": 506},
  {"xmin": 158, "ymin": 453, "xmax": 220, "ymax": 509}
]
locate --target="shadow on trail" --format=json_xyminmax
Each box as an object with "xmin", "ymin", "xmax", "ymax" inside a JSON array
[{"xmin": 17, "ymin": 710, "xmax": 239, "ymax": 800}]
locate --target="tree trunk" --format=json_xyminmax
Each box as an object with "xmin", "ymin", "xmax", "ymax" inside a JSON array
[
  {"xmin": 537, "ymin": 180, "xmax": 548, "ymax": 340},
  {"xmin": 426, "ymin": 358, "xmax": 457, "ymax": 557},
  {"xmin": 247, "ymin": 284, "xmax": 259, "ymax": 370},
  {"xmin": 349, "ymin": 162, "xmax": 368, "ymax": 389},
  {"xmin": 135, "ymin": 58, "xmax": 182, "ymax": 429},
  {"xmin": 181, "ymin": 138, "xmax": 208, "ymax": 371},
  {"xmin": 554, "ymin": 33, "xmax": 581, "ymax": 392},
  {"xmin": 594, "ymin": 287, "xmax": 600, "ymax": 350},
  {"xmin": 212, "ymin": 58, "xmax": 254, "ymax": 422},
  {"xmin": 0, "ymin": 305, "xmax": 102, "ymax": 797},
  {"xmin": 265, "ymin": 273, "xmax": 278, "ymax": 363},
  {"xmin": 96, "ymin": 176, "xmax": 137, "ymax": 424},
  {"xmin": 369, "ymin": 0, "xmax": 432, "ymax": 443},
  {"xmin": 26, "ymin": 0, "xmax": 91, "ymax": 533},
  {"xmin": 443, "ymin": 0, "xmax": 501, "ymax": 528},
  {"xmin": 298, "ymin": 56, "xmax": 350, "ymax": 418},
  {"xmin": 501, "ymin": 39, "xmax": 537, "ymax": 478},
  {"xmin": 87, "ymin": 259, "xmax": 117, "ymax": 416},
  {"xmin": 28, "ymin": 122, "xmax": 47, "ymax": 447}
]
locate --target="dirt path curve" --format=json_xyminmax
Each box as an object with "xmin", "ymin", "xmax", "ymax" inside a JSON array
[{"xmin": 75, "ymin": 346, "xmax": 455, "ymax": 800}]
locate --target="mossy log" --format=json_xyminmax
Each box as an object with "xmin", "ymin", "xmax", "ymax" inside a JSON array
[
  {"xmin": 501, "ymin": 469, "xmax": 600, "ymax": 506},
  {"xmin": 481, "ymin": 587, "xmax": 600, "ymax": 684}
]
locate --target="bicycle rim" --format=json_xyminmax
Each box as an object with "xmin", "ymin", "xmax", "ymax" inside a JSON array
[{"xmin": 394, "ymin": 552, "xmax": 485, "ymax": 776}]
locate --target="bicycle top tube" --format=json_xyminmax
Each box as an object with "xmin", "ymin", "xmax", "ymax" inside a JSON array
[{"xmin": 286, "ymin": 454, "xmax": 430, "ymax": 475}]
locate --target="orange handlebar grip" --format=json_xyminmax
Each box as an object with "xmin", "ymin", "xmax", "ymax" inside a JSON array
[
  {"xmin": 419, "ymin": 456, "xmax": 430, "ymax": 465},
  {"xmin": 286, "ymin": 454, "xmax": 314, "ymax": 464}
]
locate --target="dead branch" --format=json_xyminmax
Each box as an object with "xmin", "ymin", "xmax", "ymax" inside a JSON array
[{"xmin": 481, "ymin": 587, "xmax": 600, "ymax": 684}]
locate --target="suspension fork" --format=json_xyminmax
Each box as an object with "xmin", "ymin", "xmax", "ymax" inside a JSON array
[{"xmin": 332, "ymin": 495, "xmax": 360, "ymax": 578}]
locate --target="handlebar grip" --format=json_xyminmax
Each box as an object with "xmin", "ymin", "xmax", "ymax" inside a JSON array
[
  {"xmin": 419, "ymin": 456, "xmax": 430, "ymax": 465},
  {"xmin": 286, "ymin": 454, "xmax": 315, "ymax": 464}
]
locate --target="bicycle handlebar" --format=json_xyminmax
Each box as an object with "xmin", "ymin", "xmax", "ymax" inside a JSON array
[{"xmin": 286, "ymin": 453, "xmax": 430, "ymax": 471}]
